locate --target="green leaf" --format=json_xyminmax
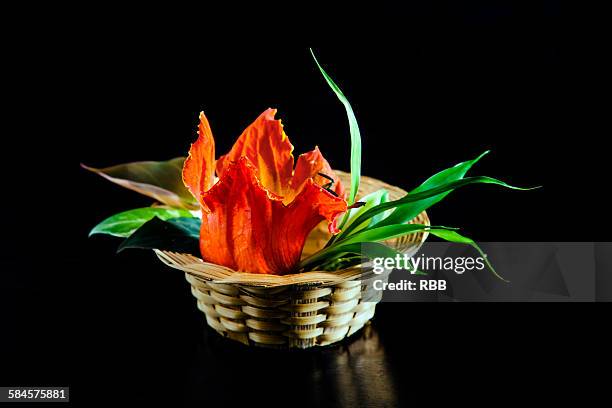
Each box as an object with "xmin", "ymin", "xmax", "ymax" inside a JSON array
[
  {"xmin": 310, "ymin": 49, "xmax": 361, "ymax": 205},
  {"xmin": 375, "ymin": 151, "xmax": 490, "ymax": 227},
  {"xmin": 336, "ymin": 224, "xmax": 454, "ymax": 248},
  {"xmin": 82, "ymin": 157, "xmax": 198, "ymax": 209},
  {"xmin": 370, "ymin": 190, "xmax": 393, "ymax": 225},
  {"xmin": 89, "ymin": 207, "xmax": 192, "ymax": 238},
  {"xmin": 341, "ymin": 189, "xmax": 390, "ymax": 234},
  {"xmin": 316, "ymin": 254, "xmax": 363, "ymax": 271},
  {"xmin": 117, "ymin": 216, "xmax": 201, "ymax": 255},
  {"xmin": 338, "ymin": 175, "xmax": 535, "ymax": 239},
  {"xmin": 302, "ymin": 224, "xmax": 446, "ymax": 270},
  {"xmin": 300, "ymin": 241, "xmax": 429, "ymax": 275},
  {"xmin": 428, "ymin": 229, "xmax": 508, "ymax": 282},
  {"xmin": 300, "ymin": 241, "xmax": 401, "ymax": 271},
  {"xmin": 164, "ymin": 216, "xmax": 201, "ymax": 234},
  {"xmin": 326, "ymin": 188, "xmax": 394, "ymax": 248}
]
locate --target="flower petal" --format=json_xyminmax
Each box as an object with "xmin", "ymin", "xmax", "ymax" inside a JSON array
[
  {"xmin": 216, "ymin": 108, "xmax": 294, "ymax": 196},
  {"xmin": 287, "ymin": 146, "xmax": 346, "ymax": 204},
  {"xmin": 183, "ymin": 112, "xmax": 216, "ymax": 204},
  {"xmin": 200, "ymin": 157, "xmax": 347, "ymax": 274}
]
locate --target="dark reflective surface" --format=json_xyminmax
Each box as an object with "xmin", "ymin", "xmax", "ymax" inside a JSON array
[{"xmin": 187, "ymin": 324, "xmax": 398, "ymax": 407}]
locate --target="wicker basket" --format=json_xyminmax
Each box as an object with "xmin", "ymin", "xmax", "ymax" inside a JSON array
[{"xmin": 155, "ymin": 171, "xmax": 430, "ymax": 348}]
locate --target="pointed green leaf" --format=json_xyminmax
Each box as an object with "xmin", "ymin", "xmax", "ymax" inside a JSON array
[
  {"xmin": 89, "ymin": 207, "xmax": 192, "ymax": 238},
  {"xmin": 428, "ymin": 229, "xmax": 508, "ymax": 282},
  {"xmin": 310, "ymin": 49, "xmax": 361, "ymax": 205},
  {"xmin": 338, "ymin": 175, "xmax": 535, "ymax": 239},
  {"xmin": 375, "ymin": 151, "xmax": 491, "ymax": 227}
]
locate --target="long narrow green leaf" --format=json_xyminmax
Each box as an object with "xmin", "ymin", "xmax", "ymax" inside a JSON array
[
  {"xmin": 310, "ymin": 49, "xmax": 361, "ymax": 205},
  {"xmin": 316, "ymin": 254, "xmax": 363, "ymax": 271},
  {"xmin": 428, "ymin": 229, "xmax": 508, "ymax": 282},
  {"xmin": 326, "ymin": 187, "xmax": 392, "ymax": 248},
  {"xmin": 335, "ymin": 224, "xmax": 455, "ymax": 248},
  {"xmin": 341, "ymin": 189, "xmax": 390, "ymax": 234},
  {"xmin": 338, "ymin": 176, "xmax": 534, "ymax": 239},
  {"xmin": 300, "ymin": 241, "xmax": 401, "ymax": 271},
  {"xmin": 89, "ymin": 207, "xmax": 192, "ymax": 237},
  {"xmin": 302, "ymin": 224, "xmax": 447, "ymax": 270},
  {"xmin": 300, "ymin": 241, "xmax": 429, "ymax": 275},
  {"xmin": 375, "ymin": 151, "xmax": 490, "ymax": 227}
]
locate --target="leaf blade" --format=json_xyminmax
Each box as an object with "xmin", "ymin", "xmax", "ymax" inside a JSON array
[
  {"xmin": 338, "ymin": 175, "xmax": 535, "ymax": 239},
  {"xmin": 310, "ymin": 49, "xmax": 361, "ymax": 205},
  {"xmin": 89, "ymin": 207, "xmax": 192, "ymax": 238},
  {"xmin": 341, "ymin": 189, "xmax": 390, "ymax": 234},
  {"xmin": 302, "ymin": 224, "xmax": 450, "ymax": 270},
  {"xmin": 376, "ymin": 151, "xmax": 490, "ymax": 227},
  {"xmin": 336, "ymin": 224, "xmax": 454, "ymax": 247},
  {"xmin": 428, "ymin": 229, "xmax": 508, "ymax": 282},
  {"xmin": 300, "ymin": 241, "xmax": 401, "ymax": 271},
  {"xmin": 82, "ymin": 157, "xmax": 198, "ymax": 209},
  {"xmin": 117, "ymin": 217, "xmax": 201, "ymax": 255}
]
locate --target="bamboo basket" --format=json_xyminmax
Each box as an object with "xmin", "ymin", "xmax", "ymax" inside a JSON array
[{"xmin": 155, "ymin": 171, "xmax": 430, "ymax": 349}]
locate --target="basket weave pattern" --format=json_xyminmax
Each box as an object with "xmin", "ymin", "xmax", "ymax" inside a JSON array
[
  {"xmin": 157, "ymin": 172, "xmax": 429, "ymax": 348},
  {"xmin": 186, "ymin": 275, "xmax": 384, "ymax": 348}
]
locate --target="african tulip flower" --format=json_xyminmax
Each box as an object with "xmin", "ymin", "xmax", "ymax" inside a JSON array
[{"xmin": 182, "ymin": 108, "xmax": 347, "ymax": 275}]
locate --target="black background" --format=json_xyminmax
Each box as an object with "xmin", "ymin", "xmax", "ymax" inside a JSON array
[{"xmin": 1, "ymin": 2, "xmax": 606, "ymax": 407}]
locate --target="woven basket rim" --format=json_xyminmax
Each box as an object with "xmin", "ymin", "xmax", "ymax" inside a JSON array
[{"xmin": 154, "ymin": 171, "xmax": 430, "ymax": 288}]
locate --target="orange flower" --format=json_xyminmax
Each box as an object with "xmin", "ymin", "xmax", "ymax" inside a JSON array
[{"xmin": 182, "ymin": 108, "xmax": 347, "ymax": 274}]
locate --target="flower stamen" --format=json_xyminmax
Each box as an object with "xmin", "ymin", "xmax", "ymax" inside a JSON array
[{"xmin": 317, "ymin": 172, "xmax": 339, "ymax": 196}]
